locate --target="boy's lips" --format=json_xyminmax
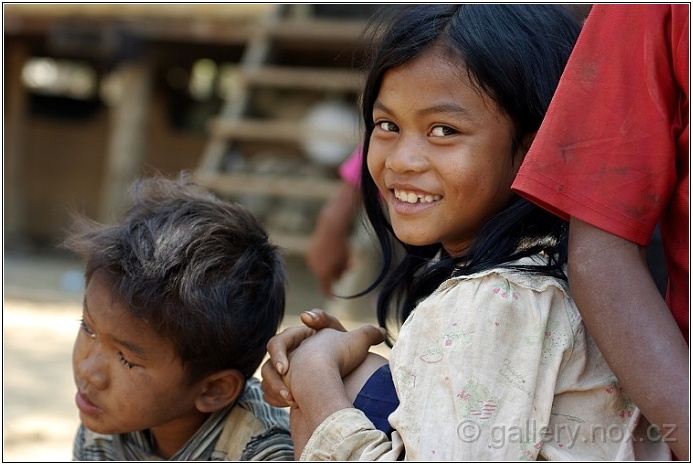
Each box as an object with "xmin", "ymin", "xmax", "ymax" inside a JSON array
[{"xmin": 75, "ymin": 391, "xmax": 102, "ymax": 416}]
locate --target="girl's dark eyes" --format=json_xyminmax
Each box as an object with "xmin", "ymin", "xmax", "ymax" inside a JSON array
[
  {"xmin": 375, "ymin": 121, "xmax": 458, "ymax": 137},
  {"xmin": 376, "ymin": 121, "xmax": 399, "ymax": 132},
  {"xmin": 430, "ymin": 125, "xmax": 458, "ymax": 137}
]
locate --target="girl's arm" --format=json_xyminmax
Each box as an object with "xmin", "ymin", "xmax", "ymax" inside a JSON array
[
  {"xmin": 281, "ymin": 326, "xmax": 386, "ymax": 435},
  {"xmin": 262, "ymin": 310, "xmax": 391, "ymax": 459},
  {"xmin": 261, "ymin": 309, "xmax": 347, "ymax": 407}
]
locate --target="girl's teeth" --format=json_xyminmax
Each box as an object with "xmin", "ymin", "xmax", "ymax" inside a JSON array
[{"xmin": 395, "ymin": 190, "xmax": 441, "ymax": 204}]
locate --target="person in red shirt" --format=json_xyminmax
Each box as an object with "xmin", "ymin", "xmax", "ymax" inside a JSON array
[{"xmin": 512, "ymin": 4, "xmax": 689, "ymax": 460}]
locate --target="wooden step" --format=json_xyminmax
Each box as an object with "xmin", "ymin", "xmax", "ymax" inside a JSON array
[
  {"xmin": 208, "ymin": 118, "xmax": 299, "ymax": 143},
  {"xmin": 207, "ymin": 117, "xmax": 358, "ymax": 145},
  {"xmin": 269, "ymin": 18, "xmax": 367, "ymax": 44},
  {"xmin": 194, "ymin": 171, "xmax": 342, "ymax": 201},
  {"xmin": 241, "ymin": 66, "xmax": 364, "ymax": 92}
]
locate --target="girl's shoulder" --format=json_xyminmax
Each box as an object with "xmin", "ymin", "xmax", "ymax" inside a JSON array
[
  {"xmin": 419, "ymin": 254, "xmax": 581, "ymax": 337},
  {"xmin": 438, "ymin": 254, "xmax": 569, "ymax": 296}
]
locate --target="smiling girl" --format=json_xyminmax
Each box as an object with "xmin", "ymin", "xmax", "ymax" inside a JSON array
[{"xmin": 262, "ymin": 4, "xmax": 671, "ymax": 461}]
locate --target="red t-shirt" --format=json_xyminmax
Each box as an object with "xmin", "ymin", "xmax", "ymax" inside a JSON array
[{"xmin": 512, "ymin": 4, "xmax": 689, "ymax": 337}]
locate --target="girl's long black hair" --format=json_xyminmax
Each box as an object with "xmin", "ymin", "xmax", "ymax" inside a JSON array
[{"xmin": 357, "ymin": 5, "xmax": 582, "ymax": 340}]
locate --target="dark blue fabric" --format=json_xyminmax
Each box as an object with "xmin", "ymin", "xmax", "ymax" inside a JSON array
[{"xmin": 353, "ymin": 364, "xmax": 399, "ymax": 437}]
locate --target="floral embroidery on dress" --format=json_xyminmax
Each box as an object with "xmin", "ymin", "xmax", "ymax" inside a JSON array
[
  {"xmin": 419, "ymin": 345, "xmax": 444, "ymax": 364},
  {"xmin": 394, "ymin": 366, "xmax": 416, "ymax": 394},
  {"xmin": 455, "ymin": 380, "xmax": 499, "ymax": 423},
  {"xmin": 442, "ymin": 322, "xmax": 468, "ymax": 347},
  {"xmin": 419, "ymin": 322, "xmax": 472, "ymax": 364},
  {"xmin": 524, "ymin": 321, "xmax": 570, "ymax": 364},
  {"xmin": 492, "ymin": 279, "xmax": 520, "ymax": 301},
  {"xmin": 518, "ymin": 440, "xmax": 544, "ymax": 461}
]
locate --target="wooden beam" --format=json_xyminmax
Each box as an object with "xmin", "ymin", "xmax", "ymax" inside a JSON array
[
  {"xmin": 194, "ymin": 171, "xmax": 341, "ymax": 201},
  {"xmin": 241, "ymin": 66, "xmax": 364, "ymax": 92},
  {"xmin": 4, "ymin": 40, "xmax": 30, "ymax": 243},
  {"xmin": 270, "ymin": 19, "xmax": 367, "ymax": 44},
  {"xmin": 98, "ymin": 60, "xmax": 152, "ymax": 222},
  {"xmin": 208, "ymin": 118, "xmax": 358, "ymax": 145}
]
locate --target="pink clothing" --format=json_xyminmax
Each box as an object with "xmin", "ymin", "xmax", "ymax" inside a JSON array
[{"xmin": 339, "ymin": 146, "xmax": 363, "ymax": 187}]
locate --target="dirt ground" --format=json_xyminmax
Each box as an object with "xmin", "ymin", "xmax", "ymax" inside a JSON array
[{"xmin": 3, "ymin": 250, "xmax": 385, "ymax": 461}]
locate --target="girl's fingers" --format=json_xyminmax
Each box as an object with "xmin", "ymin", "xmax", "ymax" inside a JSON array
[
  {"xmin": 300, "ymin": 308, "xmax": 347, "ymax": 332},
  {"xmin": 260, "ymin": 358, "xmax": 291, "ymax": 407},
  {"xmin": 266, "ymin": 325, "xmax": 315, "ymax": 375}
]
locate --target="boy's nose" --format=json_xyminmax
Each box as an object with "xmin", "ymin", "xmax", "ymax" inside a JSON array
[{"xmin": 75, "ymin": 344, "xmax": 109, "ymax": 391}]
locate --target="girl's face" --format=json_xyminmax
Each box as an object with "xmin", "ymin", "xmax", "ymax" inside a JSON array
[
  {"xmin": 368, "ymin": 47, "xmax": 523, "ymax": 257},
  {"xmin": 72, "ymin": 269, "xmax": 208, "ymax": 454}
]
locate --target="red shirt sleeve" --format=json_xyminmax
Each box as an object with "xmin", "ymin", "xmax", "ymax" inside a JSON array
[{"xmin": 513, "ymin": 4, "xmax": 688, "ymax": 247}]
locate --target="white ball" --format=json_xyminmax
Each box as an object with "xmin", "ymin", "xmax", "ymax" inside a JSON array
[{"xmin": 302, "ymin": 101, "xmax": 360, "ymax": 166}]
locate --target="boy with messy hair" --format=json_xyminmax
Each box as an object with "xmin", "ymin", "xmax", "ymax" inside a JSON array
[{"xmin": 66, "ymin": 174, "xmax": 293, "ymax": 460}]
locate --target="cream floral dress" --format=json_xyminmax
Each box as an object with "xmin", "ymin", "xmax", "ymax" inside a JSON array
[{"xmin": 301, "ymin": 255, "xmax": 671, "ymax": 461}]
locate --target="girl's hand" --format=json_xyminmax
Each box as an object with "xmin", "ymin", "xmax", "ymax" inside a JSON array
[
  {"xmin": 261, "ymin": 309, "xmax": 347, "ymax": 407},
  {"xmin": 281, "ymin": 324, "xmax": 387, "ymax": 432},
  {"xmin": 283, "ymin": 324, "xmax": 386, "ymax": 394}
]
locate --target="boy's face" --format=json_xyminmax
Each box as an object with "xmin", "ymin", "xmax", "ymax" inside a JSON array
[{"xmin": 72, "ymin": 269, "xmax": 208, "ymax": 441}]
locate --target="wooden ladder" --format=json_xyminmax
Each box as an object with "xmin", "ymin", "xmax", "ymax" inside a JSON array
[{"xmin": 194, "ymin": 5, "xmax": 370, "ymax": 255}]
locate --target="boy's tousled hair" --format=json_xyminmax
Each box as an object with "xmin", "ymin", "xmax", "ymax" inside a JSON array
[
  {"xmin": 357, "ymin": 5, "xmax": 582, "ymax": 339},
  {"xmin": 63, "ymin": 174, "xmax": 286, "ymax": 383}
]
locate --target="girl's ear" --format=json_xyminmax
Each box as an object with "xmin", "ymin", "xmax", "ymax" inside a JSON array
[
  {"xmin": 194, "ymin": 369, "xmax": 245, "ymax": 413},
  {"xmin": 513, "ymin": 131, "xmax": 537, "ymax": 170},
  {"xmin": 521, "ymin": 131, "xmax": 537, "ymax": 156}
]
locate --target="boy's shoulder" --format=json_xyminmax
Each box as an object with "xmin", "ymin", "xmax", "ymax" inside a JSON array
[
  {"xmin": 73, "ymin": 378, "xmax": 293, "ymax": 461},
  {"xmin": 212, "ymin": 377, "xmax": 293, "ymax": 461},
  {"xmin": 73, "ymin": 425, "xmax": 118, "ymax": 461}
]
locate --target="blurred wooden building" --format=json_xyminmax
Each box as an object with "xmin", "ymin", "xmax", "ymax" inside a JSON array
[{"xmin": 4, "ymin": 4, "xmax": 378, "ymax": 254}]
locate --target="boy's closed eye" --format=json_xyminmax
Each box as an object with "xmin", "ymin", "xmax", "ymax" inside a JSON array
[
  {"xmin": 118, "ymin": 352, "xmax": 137, "ymax": 369},
  {"xmin": 79, "ymin": 318, "xmax": 95, "ymax": 338},
  {"xmin": 79, "ymin": 315, "xmax": 145, "ymax": 369}
]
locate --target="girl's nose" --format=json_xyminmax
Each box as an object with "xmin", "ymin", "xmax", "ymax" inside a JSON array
[{"xmin": 384, "ymin": 137, "xmax": 428, "ymax": 173}]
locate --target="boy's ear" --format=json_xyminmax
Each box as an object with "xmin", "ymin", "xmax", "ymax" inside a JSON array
[{"xmin": 195, "ymin": 369, "xmax": 245, "ymax": 413}]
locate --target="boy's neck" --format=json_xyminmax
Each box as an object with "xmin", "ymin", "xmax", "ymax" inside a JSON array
[{"xmin": 149, "ymin": 410, "xmax": 211, "ymax": 459}]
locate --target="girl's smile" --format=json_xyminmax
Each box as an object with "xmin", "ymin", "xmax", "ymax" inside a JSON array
[
  {"xmin": 392, "ymin": 189, "xmax": 442, "ymax": 205},
  {"xmin": 389, "ymin": 185, "xmax": 443, "ymax": 214}
]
